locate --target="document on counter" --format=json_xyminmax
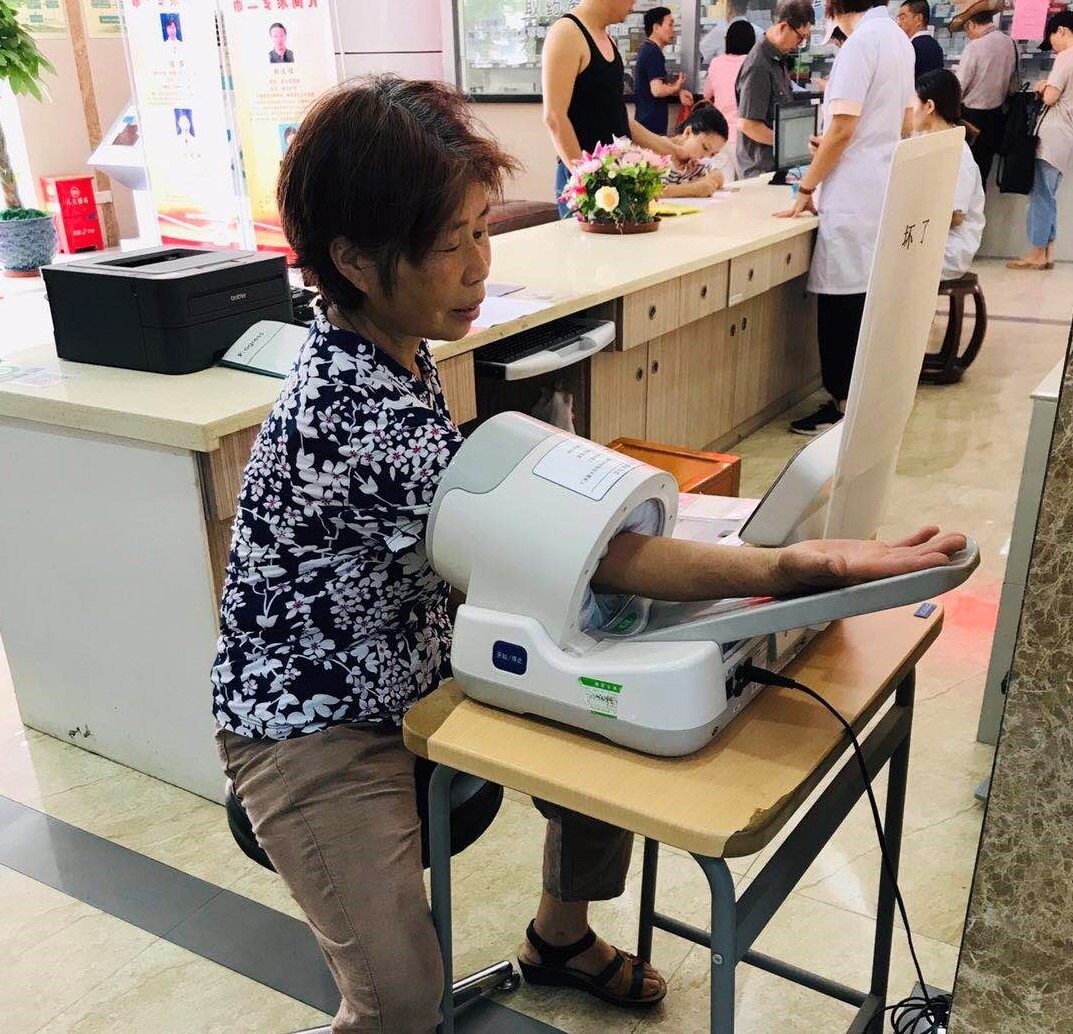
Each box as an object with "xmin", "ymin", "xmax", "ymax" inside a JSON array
[
  {"xmin": 471, "ymin": 291, "xmax": 558, "ymax": 330},
  {"xmin": 219, "ymin": 320, "xmax": 309, "ymax": 378}
]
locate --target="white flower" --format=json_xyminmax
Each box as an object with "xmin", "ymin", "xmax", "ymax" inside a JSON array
[{"xmin": 594, "ymin": 185, "xmax": 620, "ymax": 213}]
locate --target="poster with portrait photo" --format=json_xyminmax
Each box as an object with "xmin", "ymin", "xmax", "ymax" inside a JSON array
[
  {"xmin": 120, "ymin": 0, "xmax": 243, "ymax": 247},
  {"xmin": 160, "ymin": 12, "xmax": 182, "ymax": 43},
  {"xmin": 279, "ymin": 123, "xmax": 299, "ymax": 154},
  {"xmin": 221, "ymin": 0, "xmax": 339, "ymax": 252},
  {"xmin": 268, "ymin": 21, "xmax": 295, "ymax": 63}
]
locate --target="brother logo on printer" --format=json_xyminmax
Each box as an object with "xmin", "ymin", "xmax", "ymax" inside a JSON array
[
  {"xmin": 231, "ymin": 292, "xmax": 248, "ymax": 302},
  {"xmin": 492, "ymin": 641, "xmax": 527, "ymax": 675}
]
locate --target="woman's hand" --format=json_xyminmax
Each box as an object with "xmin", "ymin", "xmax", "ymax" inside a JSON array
[
  {"xmin": 808, "ymin": 133, "xmax": 823, "ymax": 157},
  {"xmin": 775, "ymin": 191, "xmax": 817, "ymax": 218},
  {"xmin": 775, "ymin": 527, "xmax": 967, "ymax": 593},
  {"xmin": 705, "ymin": 168, "xmax": 725, "ymax": 193},
  {"xmin": 1034, "ymin": 78, "xmax": 1048, "ymax": 94}
]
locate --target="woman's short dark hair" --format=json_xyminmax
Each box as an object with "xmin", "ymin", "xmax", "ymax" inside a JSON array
[
  {"xmin": 277, "ymin": 76, "xmax": 518, "ymax": 309},
  {"xmin": 726, "ymin": 19, "xmax": 757, "ymax": 55},
  {"xmin": 916, "ymin": 68, "xmax": 964, "ymax": 125},
  {"xmin": 677, "ymin": 102, "xmax": 730, "ymax": 141}
]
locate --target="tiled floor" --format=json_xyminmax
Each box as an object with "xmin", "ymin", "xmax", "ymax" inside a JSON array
[{"xmin": 1, "ymin": 259, "xmax": 1070, "ymax": 1032}]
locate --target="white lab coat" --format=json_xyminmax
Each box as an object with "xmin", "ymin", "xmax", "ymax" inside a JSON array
[{"xmin": 808, "ymin": 7, "xmax": 915, "ymax": 296}]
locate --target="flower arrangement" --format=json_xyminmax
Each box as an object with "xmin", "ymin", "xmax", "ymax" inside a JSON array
[{"xmin": 559, "ymin": 139, "xmax": 671, "ymax": 234}]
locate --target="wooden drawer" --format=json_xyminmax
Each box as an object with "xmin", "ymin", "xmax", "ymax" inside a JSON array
[
  {"xmin": 727, "ymin": 249, "xmax": 772, "ymax": 306},
  {"xmin": 768, "ymin": 231, "xmax": 813, "ymax": 288},
  {"xmin": 678, "ymin": 262, "xmax": 729, "ymax": 326},
  {"xmin": 619, "ymin": 279, "xmax": 681, "ymax": 350},
  {"xmin": 438, "ymin": 353, "xmax": 477, "ymax": 424}
]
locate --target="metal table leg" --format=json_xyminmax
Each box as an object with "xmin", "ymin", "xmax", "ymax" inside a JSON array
[
  {"xmin": 429, "ymin": 763, "xmax": 459, "ymax": 1034},
  {"xmin": 866, "ymin": 672, "xmax": 915, "ymax": 1031},
  {"xmin": 694, "ymin": 855, "xmax": 737, "ymax": 1033},
  {"xmin": 637, "ymin": 837, "xmax": 660, "ymax": 963}
]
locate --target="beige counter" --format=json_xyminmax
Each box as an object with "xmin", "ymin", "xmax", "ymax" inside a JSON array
[{"xmin": 0, "ymin": 182, "xmax": 817, "ymax": 453}]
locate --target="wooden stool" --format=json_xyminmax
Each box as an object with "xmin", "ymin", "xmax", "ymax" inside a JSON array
[{"xmin": 923, "ymin": 273, "xmax": 987, "ymax": 385}]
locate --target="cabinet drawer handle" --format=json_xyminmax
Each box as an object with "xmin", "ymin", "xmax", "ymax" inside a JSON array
[
  {"xmin": 651, "ymin": 360, "xmax": 660, "ymax": 374},
  {"xmin": 700, "ymin": 284, "xmax": 708, "ymax": 299},
  {"xmin": 635, "ymin": 367, "xmax": 644, "ymax": 381},
  {"xmin": 648, "ymin": 304, "xmax": 657, "ymax": 320},
  {"xmin": 785, "ymin": 253, "xmax": 792, "ymax": 266},
  {"xmin": 729, "ymin": 323, "xmax": 737, "ymax": 337},
  {"xmin": 747, "ymin": 268, "xmax": 754, "ymax": 281},
  {"xmin": 742, "ymin": 316, "xmax": 749, "ymax": 331}
]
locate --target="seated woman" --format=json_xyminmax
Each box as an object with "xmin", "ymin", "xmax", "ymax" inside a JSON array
[
  {"xmin": 661, "ymin": 103, "xmax": 732, "ymax": 197},
  {"xmin": 912, "ymin": 69, "xmax": 986, "ymax": 282},
  {"xmin": 211, "ymin": 75, "xmax": 967, "ymax": 1033}
]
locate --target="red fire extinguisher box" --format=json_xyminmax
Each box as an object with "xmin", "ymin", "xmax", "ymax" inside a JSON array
[{"xmin": 40, "ymin": 175, "xmax": 105, "ymax": 254}]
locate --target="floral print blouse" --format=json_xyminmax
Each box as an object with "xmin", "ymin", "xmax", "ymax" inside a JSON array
[{"xmin": 210, "ymin": 307, "xmax": 463, "ymax": 739}]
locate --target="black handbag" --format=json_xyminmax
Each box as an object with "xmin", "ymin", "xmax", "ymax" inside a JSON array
[{"xmin": 996, "ymin": 88, "xmax": 1047, "ymax": 195}]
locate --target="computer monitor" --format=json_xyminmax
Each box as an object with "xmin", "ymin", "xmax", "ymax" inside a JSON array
[{"xmin": 772, "ymin": 99, "xmax": 819, "ymax": 186}]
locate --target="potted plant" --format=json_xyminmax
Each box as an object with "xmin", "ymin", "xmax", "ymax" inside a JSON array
[
  {"xmin": 559, "ymin": 140, "xmax": 670, "ymax": 234},
  {"xmin": 0, "ymin": 0, "xmax": 57, "ymax": 276}
]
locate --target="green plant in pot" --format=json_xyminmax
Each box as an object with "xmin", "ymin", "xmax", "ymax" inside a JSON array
[{"xmin": 0, "ymin": 0, "xmax": 57, "ymax": 276}]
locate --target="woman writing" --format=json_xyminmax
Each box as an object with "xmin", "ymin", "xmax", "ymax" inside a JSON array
[
  {"xmin": 212, "ymin": 76, "xmax": 966, "ymax": 1033},
  {"xmin": 661, "ymin": 104, "xmax": 732, "ymax": 196},
  {"xmin": 777, "ymin": 0, "xmax": 915, "ymax": 436}
]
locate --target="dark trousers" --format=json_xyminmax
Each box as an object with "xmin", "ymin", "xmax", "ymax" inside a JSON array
[
  {"xmin": 817, "ymin": 292, "xmax": 867, "ymax": 404},
  {"xmin": 963, "ymin": 105, "xmax": 1005, "ymax": 186}
]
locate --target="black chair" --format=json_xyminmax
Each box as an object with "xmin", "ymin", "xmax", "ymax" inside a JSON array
[
  {"xmin": 225, "ymin": 758, "xmax": 519, "ymax": 1013},
  {"xmin": 923, "ymin": 273, "xmax": 987, "ymax": 384}
]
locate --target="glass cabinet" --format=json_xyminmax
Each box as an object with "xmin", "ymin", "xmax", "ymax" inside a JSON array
[
  {"xmin": 452, "ymin": 0, "xmax": 684, "ymax": 100},
  {"xmin": 448, "ymin": 0, "xmax": 1060, "ymax": 102}
]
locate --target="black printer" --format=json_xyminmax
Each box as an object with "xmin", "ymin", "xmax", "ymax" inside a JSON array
[{"xmin": 43, "ymin": 246, "xmax": 293, "ymax": 375}]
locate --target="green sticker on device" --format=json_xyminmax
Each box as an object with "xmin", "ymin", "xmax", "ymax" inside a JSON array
[{"xmin": 580, "ymin": 676, "xmax": 622, "ymax": 718}]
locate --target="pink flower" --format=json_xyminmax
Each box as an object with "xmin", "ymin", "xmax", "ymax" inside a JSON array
[{"xmin": 576, "ymin": 158, "xmax": 602, "ymax": 175}]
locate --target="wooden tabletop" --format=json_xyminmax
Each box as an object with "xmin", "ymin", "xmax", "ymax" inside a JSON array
[{"xmin": 403, "ymin": 605, "xmax": 942, "ymax": 858}]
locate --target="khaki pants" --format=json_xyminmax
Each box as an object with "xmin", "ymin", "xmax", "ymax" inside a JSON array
[{"xmin": 217, "ymin": 725, "xmax": 632, "ymax": 1034}]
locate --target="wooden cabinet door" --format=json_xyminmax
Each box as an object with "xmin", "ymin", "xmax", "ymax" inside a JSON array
[
  {"xmin": 729, "ymin": 295, "xmax": 771, "ymax": 427},
  {"xmin": 767, "ymin": 277, "xmax": 819, "ymax": 403},
  {"xmin": 589, "ymin": 344, "xmax": 649, "ymax": 444},
  {"xmin": 645, "ymin": 318, "xmax": 737, "ymax": 450}
]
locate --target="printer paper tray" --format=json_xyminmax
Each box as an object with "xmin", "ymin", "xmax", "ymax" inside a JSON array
[{"xmin": 634, "ymin": 537, "xmax": 979, "ymax": 645}]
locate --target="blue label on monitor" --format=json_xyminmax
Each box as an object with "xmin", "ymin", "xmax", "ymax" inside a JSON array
[{"xmin": 492, "ymin": 640, "xmax": 528, "ymax": 676}]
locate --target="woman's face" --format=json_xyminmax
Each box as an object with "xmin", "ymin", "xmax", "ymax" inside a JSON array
[
  {"xmin": 911, "ymin": 96, "xmax": 934, "ymax": 134},
  {"xmin": 353, "ymin": 181, "xmax": 491, "ymax": 343},
  {"xmin": 679, "ymin": 128, "xmax": 725, "ymax": 160}
]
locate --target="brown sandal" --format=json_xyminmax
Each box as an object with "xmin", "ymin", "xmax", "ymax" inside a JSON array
[
  {"xmin": 1006, "ymin": 258, "xmax": 1054, "ymax": 270},
  {"xmin": 517, "ymin": 919, "xmax": 667, "ymax": 1008}
]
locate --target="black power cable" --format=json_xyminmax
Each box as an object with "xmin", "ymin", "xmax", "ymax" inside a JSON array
[{"xmin": 739, "ymin": 661, "xmax": 952, "ymax": 1034}]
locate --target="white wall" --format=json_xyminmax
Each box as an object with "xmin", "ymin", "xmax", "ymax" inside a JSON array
[
  {"xmin": 12, "ymin": 33, "xmax": 137, "ymax": 237},
  {"xmin": 336, "ymin": 0, "xmax": 445, "ymax": 81}
]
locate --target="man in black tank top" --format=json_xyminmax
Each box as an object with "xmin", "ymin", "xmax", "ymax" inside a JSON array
[{"xmin": 542, "ymin": 0, "xmax": 686, "ymax": 215}]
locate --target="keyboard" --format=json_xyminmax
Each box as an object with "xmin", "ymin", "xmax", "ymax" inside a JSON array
[{"xmin": 476, "ymin": 318, "xmax": 617, "ymax": 382}]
